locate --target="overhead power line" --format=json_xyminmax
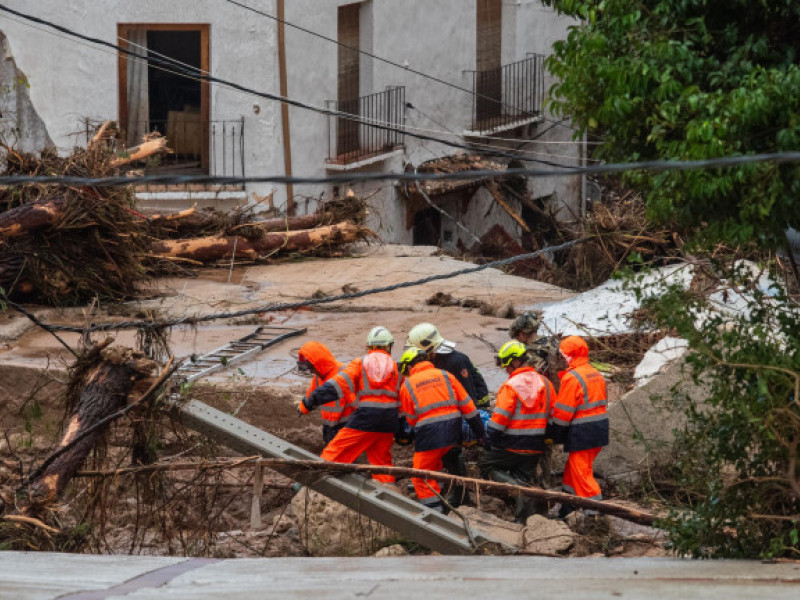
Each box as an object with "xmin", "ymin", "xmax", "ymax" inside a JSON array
[
  {"xmin": 15, "ymin": 238, "xmax": 587, "ymax": 335},
  {"xmin": 2, "ymin": 151, "xmax": 799, "ymax": 188},
  {"xmin": 0, "ymin": 3, "xmax": 571, "ymax": 169},
  {"xmin": 221, "ymin": 0, "xmax": 571, "ymax": 130}
]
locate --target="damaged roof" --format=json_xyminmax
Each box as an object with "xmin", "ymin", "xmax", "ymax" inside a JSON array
[{"xmin": 402, "ymin": 154, "xmax": 507, "ymax": 198}]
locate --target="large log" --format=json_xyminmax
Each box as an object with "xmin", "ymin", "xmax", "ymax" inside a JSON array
[
  {"xmin": 0, "ymin": 196, "xmax": 66, "ymax": 239},
  {"xmin": 23, "ymin": 346, "xmax": 157, "ymax": 509},
  {"xmin": 150, "ymin": 221, "xmax": 365, "ymax": 263},
  {"xmin": 237, "ymin": 213, "xmax": 322, "ymax": 233}
]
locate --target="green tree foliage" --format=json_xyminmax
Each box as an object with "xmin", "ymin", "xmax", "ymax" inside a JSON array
[
  {"xmin": 542, "ymin": 0, "xmax": 800, "ymax": 248},
  {"xmin": 635, "ymin": 265, "xmax": 800, "ymax": 557}
]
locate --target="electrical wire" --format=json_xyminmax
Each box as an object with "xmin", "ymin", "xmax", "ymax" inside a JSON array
[
  {"xmin": 0, "ymin": 3, "xmax": 572, "ymax": 168},
  {"xmin": 2, "ymin": 151, "xmax": 798, "ymax": 188},
  {"xmin": 220, "ymin": 0, "xmax": 573, "ymax": 130},
  {"xmin": 19, "ymin": 238, "xmax": 587, "ymax": 335}
]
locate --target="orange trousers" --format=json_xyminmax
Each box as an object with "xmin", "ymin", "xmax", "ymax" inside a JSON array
[
  {"xmin": 562, "ymin": 447, "xmax": 602, "ymax": 499},
  {"xmin": 320, "ymin": 427, "xmax": 395, "ymax": 483},
  {"xmin": 411, "ymin": 446, "xmax": 454, "ymax": 507}
]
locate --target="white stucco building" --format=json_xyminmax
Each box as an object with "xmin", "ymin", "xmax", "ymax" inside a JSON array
[{"xmin": 0, "ymin": 0, "xmax": 583, "ymax": 249}]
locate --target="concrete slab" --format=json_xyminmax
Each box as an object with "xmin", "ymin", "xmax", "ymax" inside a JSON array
[
  {"xmin": 0, "ymin": 552, "xmax": 185, "ymax": 600},
  {"xmin": 0, "ymin": 553, "xmax": 798, "ymax": 600}
]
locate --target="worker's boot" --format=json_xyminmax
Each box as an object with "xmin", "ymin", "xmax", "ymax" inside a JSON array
[{"xmin": 442, "ymin": 447, "xmax": 469, "ymax": 507}]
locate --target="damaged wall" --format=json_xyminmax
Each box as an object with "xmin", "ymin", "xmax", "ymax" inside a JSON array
[
  {"xmin": 0, "ymin": 31, "xmax": 54, "ymax": 155},
  {"xmin": 0, "ymin": 0, "xmax": 581, "ymax": 239}
]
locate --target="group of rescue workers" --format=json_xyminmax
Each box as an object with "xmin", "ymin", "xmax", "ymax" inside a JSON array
[{"xmin": 296, "ymin": 312, "xmax": 608, "ymax": 522}]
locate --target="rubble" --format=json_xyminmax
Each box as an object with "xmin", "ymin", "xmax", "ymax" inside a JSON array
[
  {"xmin": 522, "ymin": 515, "xmax": 575, "ymax": 555},
  {"xmin": 289, "ymin": 487, "xmax": 396, "ymax": 557},
  {"xmin": 0, "ymin": 127, "xmax": 375, "ymax": 306}
]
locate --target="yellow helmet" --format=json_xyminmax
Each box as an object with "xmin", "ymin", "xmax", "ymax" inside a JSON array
[
  {"xmin": 366, "ymin": 326, "xmax": 394, "ymax": 348},
  {"xmin": 399, "ymin": 346, "xmax": 424, "ymax": 375},
  {"xmin": 496, "ymin": 340, "xmax": 527, "ymax": 367},
  {"xmin": 405, "ymin": 322, "xmax": 444, "ymax": 353}
]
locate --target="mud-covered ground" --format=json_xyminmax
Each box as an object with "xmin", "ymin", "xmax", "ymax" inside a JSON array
[
  {"xmin": 0, "ymin": 363, "xmax": 667, "ymax": 559},
  {"xmin": 1, "ymin": 247, "xmax": 669, "ymax": 558}
]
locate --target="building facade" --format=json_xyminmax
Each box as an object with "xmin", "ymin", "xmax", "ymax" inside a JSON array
[{"xmin": 0, "ymin": 0, "xmax": 583, "ymax": 249}]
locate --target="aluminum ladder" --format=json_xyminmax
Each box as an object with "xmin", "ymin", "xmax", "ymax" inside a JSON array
[{"xmin": 175, "ymin": 325, "xmax": 307, "ymax": 383}]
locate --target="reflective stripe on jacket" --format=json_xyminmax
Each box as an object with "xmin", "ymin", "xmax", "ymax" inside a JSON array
[
  {"xmin": 327, "ymin": 349, "xmax": 401, "ymax": 433},
  {"xmin": 399, "ymin": 361, "xmax": 479, "ymax": 452},
  {"xmin": 298, "ymin": 341, "xmax": 355, "ymax": 426},
  {"xmin": 305, "ymin": 365, "xmax": 355, "ymax": 425},
  {"xmin": 551, "ymin": 357, "xmax": 609, "ymax": 452},
  {"xmin": 488, "ymin": 366, "xmax": 556, "ymax": 453}
]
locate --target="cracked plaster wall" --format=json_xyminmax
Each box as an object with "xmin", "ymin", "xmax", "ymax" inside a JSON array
[{"xmin": 0, "ymin": 31, "xmax": 54, "ymax": 154}]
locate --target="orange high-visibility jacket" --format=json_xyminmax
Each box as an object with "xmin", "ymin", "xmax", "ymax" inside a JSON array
[
  {"xmin": 399, "ymin": 361, "xmax": 483, "ymax": 452},
  {"xmin": 308, "ymin": 349, "xmax": 401, "ymax": 433},
  {"xmin": 549, "ymin": 336, "xmax": 609, "ymax": 452},
  {"xmin": 488, "ymin": 366, "xmax": 556, "ymax": 453},
  {"xmin": 297, "ymin": 341, "xmax": 355, "ymax": 426}
]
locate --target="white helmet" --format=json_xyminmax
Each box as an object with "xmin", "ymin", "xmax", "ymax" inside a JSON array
[
  {"xmin": 406, "ymin": 322, "xmax": 444, "ymax": 353},
  {"xmin": 366, "ymin": 326, "xmax": 394, "ymax": 348}
]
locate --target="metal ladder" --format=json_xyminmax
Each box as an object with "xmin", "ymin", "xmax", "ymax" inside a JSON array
[{"xmin": 175, "ymin": 325, "xmax": 307, "ymax": 384}]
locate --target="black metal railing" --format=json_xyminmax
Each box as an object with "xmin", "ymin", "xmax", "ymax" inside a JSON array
[
  {"xmin": 123, "ymin": 118, "xmax": 245, "ymax": 176},
  {"xmin": 466, "ymin": 54, "xmax": 544, "ymax": 133},
  {"xmin": 327, "ymin": 86, "xmax": 405, "ymax": 164}
]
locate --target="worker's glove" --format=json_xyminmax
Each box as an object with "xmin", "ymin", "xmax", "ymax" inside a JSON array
[
  {"xmin": 544, "ymin": 438, "xmax": 554, "ymax": 446},
  {"xmin": 296, "ymin": 398, "xmax": 311, "ymax": 416},
  {"xmin": 475, "ymin": 395, "xmax": 492, "ymax": 410}
]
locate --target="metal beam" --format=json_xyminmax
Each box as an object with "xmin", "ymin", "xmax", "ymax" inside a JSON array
[{"xmin": 175, "ymin": 399, "xmax": 509, "ymax": 555}]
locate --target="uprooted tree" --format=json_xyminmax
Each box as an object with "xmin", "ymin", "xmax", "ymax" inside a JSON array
[{"xmin": 543, "ymin": 0, "xmax": 800, "ymax": 556}]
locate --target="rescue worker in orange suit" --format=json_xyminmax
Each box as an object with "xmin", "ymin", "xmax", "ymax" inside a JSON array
[
  {"xmin": 480, "ymin": 340, "xmax": 557, "ymax": 522},
  {"xmin": 296, "ymin": 341, "xmax": 355, "ymax": 446},
  {"xmin": 398, "ymin": 347, "xmax": 486, "ymax": 512},
  {"xmin": 305, "ymin": 326, "xmax": 400, "ymax": 484},
  {"xmin": 549, "ymin": 335, "xmax": 609, "ymax": 517},
  {"xmin": 406, "ymin": 322, "xmax": 489, "ymax": 506}
]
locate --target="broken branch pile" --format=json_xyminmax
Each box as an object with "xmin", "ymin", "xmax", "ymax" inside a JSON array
[
  {"xmin": 472, "ymin": 179, "xmax": 681, "ymax": 291},
  {"xmin": 0, "ymin": 124, "xmax": 375, "ymax": 305}
]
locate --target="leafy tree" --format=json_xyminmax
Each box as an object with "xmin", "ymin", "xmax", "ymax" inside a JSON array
[
  {"xmin": 542, "ymin": 0, "xmax": 800, "ymax": 248},
  {"xmin": 539, "ymin": 1, "xmax": 800, "ymax": 557},
  {"xmin": 635, "ymin": 265, "xmax": 800, "ymax": 558}
]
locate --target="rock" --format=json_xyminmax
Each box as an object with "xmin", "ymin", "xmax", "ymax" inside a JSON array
[
  {"xmin": 606, "ymin": 515, "xmax": 667, "ymax": 542},
  {"xmin": 593, "ymin": 359, "xmax": 708, "ymax": 479},
  {"xmin": 448, "ymin": 506, "xmax": 524, "ymax": 549},
  {"xmin": 523, "ymin": 515, "xmax": 574, "ymax": 555},
  {"xmin": 290, "ymin": 487, "xmax": 396, "ymax": 556},
  {"xmin": 373, "ymin": 543, "xmax": 408, "ymax": 557}
]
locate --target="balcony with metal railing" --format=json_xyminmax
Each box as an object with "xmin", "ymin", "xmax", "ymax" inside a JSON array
[
  {"xmin": 325, "ymin": 86, "xmax": 405, "ymax": 169},
  {"xmin": 465, "ymin": 54, "xmax": 545, "ymax": 136},
  {"xmin": 122, "ymin": 118, "xmax": 246, "ymax": 179}
]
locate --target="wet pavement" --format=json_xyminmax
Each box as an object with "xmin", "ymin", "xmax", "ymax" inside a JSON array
[{"xmin": 1, "ymin": 552, "xmax": 799, "ymax": 600}]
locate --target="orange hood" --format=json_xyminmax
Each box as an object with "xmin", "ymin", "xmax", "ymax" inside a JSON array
[
  {"xmin": 298, "ymin": 341, "xmax": 339, "ymax": 378},
  {"xmin": 559, "ymin": 335, "xmax": 589, "ymax": 368}
]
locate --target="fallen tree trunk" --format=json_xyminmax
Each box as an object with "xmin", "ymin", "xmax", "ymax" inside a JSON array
[
  {"xmin": 22, "ymin": 345, "xmax": 157, "ymax": 511},
  {"xmin": 0, "ymin": 196, "xmax": 66, "ymax": 239},
  {"xmin": 232, "ymin": 214, "xmax": 322, "ymax": 233},
  {"xmin": 150, "ymin": 221, "xmax": 366, "ymax": 263},
  {"xmin": 75, "ymin": 456, "xmax": 658, "ymax": 527}
]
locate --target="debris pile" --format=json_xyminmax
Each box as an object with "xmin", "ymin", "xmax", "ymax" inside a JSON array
[{"xmin": 0, "ymin": 125, "xmax": 375, "ymax": 306}]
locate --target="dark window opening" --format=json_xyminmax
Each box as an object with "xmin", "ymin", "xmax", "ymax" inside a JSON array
[
  {"xmin": 146, "ymin": 31, "xmax": 202, "ymax": 125},
  {"xmin": 413, "ymin": 208, "xmax": 442, "ymax": 246}
]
